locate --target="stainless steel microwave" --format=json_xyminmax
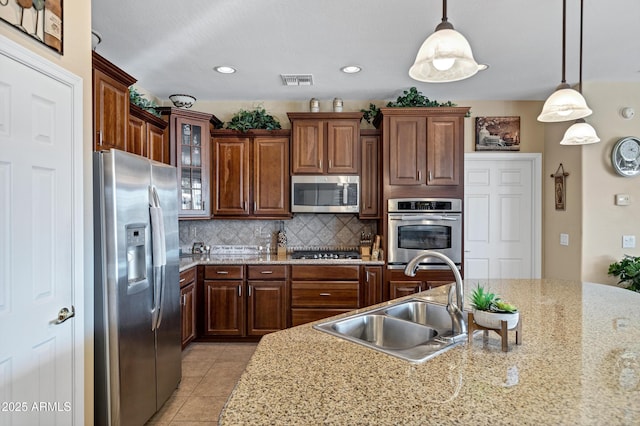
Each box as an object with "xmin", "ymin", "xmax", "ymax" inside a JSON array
[{"xmin": 291, "ymin": 175, "xmax": 359, "ymax": 213}]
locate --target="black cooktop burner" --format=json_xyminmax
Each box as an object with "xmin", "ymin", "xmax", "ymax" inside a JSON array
[{"xmin": 291, "ymin": 250, "xmax": 361, "ymax": 260}]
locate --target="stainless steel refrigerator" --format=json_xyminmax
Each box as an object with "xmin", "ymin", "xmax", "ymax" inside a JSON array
[{"xmin": 94, "ymin": 149, "xmax": 181, "ymax": 426}]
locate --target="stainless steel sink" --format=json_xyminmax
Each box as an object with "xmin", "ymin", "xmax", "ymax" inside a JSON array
[
  {"xmin": 385, "ymin": 300, "xmax": 452, "ymax": 330},
  {"xmin": 331, "ymin": 315, "xmax": 438, "ymax": 349},
  {"xmin": 313, "ymin": 298, "xmax": 466, "ymax": 363}
]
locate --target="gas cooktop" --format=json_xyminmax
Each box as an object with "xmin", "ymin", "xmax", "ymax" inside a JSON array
[{"xmin": 291, "ymin": 250, "xmax": 361, "ymax": 260}]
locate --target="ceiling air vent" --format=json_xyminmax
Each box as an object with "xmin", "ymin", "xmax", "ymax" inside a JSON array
[{"xmin": 281, "ymin": 74, "xmax": 314, "ymax": 86}]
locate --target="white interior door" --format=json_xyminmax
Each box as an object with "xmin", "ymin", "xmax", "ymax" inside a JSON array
[
  {"xmin": 464, "ymin": 153, "xmax": 541, "ymax": 279},
  {"xmin": 0, "ymin": 38, "xmax": 84, "ymax": 425}
]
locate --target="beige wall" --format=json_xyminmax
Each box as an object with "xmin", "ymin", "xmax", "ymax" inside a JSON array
[
  {"xmin": 542, "ymin": 121, "xmax": 583, "ymax": 280},
  {"xmin": 1, "ymin": 2, "xmax": 94, "ymax": 423},
  {"xmin": 581, "ymin": 82, "xmax": 640, "ymax": 284}
]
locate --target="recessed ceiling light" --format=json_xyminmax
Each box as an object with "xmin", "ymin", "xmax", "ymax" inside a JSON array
[
  {"xmin": 341, "ymin": 65, "xmax": 361, "ymax": 74},
  {"xmin": 214, "ymin": 66, "xmax": 236, "ymax": 74}
]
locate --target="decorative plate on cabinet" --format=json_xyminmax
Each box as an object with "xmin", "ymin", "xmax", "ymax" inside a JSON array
[{"xmin": 612, "ymin": 137, "xmax": 640, "ymax": 177}]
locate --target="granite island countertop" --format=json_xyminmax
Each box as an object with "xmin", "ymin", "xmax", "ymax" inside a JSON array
[
  {"xmin": 179, "ymin": 253, "xmax": 384, "ymax": 271},
  {"xmin": 219, "ymin": 279, "xmax": 640, "ymax": 425}
]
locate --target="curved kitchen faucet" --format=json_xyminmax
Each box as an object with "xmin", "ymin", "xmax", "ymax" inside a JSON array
[{"xmin": 404, "ymin": 251, "xmax": 467, "ymax": 336}]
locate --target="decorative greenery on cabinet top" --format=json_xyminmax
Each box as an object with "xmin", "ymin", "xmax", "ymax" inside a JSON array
[
  {"xmin": 361, "ymin": 87, "xmax": 469, "ymax": 125},
  {"xmin": 225, "ymin": 106, "xmax": 282, "ymax": 132},
  {"xmin": 129, "ymin": 86, "xmax": 161, "ymax": 117}
]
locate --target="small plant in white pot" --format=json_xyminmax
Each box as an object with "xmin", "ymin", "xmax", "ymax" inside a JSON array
[{"xmin": 470, "ymin": 285, "xmax": 519, "ymax": 329}]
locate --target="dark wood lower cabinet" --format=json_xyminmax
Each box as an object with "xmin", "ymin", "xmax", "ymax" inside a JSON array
[
  {"xmin": 385, "ymin": 269, "xmax": 455, "ymax": 301},
  {"xmin": 179, "ymin": 267, "xmax": 197, "ymax": 349},
  {"xmin": 189, "ymin": 263, "xmax": 385, "ymax": 340},
  {"xmin": 204, "ymin": 280, "xmax": 245, "ymax": 336},
  {"xmin": 200, "ymin": 265, "xmax": 287, "ymax": 338},
  {"xmin": 290, "ymin": 265, "xmax": 361, "ymax": 326},
  {"xmin": 247, "ymin": 281, "xmax": 287, "ymax": 335}
]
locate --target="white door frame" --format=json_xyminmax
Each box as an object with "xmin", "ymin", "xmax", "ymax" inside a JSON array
[
  {"xmin": 464, "ymin": 152, "xmax": 542, "ymax": 278},
  {"xmin": 0, "ymin": 36, "xmax": 85, "ymax": 424}
]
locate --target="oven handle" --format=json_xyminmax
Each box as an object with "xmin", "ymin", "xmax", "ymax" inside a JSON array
[{"xmin": 389, "ymin": 214, "xmax": 459, "ymax": 221}]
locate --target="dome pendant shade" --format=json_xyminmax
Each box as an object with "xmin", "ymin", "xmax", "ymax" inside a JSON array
[
  {"xmin": 409, "ymin": 28, "xmax": 480, "ymax": 83},
  {"xmin": 537, "ymin": 86, "xmax": 593, "ymax": 122},
  {"xmin": 560, "ymin": 120, "xmax": 600, "ymax": 145}
]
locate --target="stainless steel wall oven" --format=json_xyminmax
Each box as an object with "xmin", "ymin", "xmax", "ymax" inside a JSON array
[{"xmin": 387, "ymin": 198, "xmax": 462, "ymax": 269}]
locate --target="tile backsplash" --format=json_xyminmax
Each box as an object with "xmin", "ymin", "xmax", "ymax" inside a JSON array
[{"xmin": 179, "ymin": 214, "xmax": 378, "ymax": 253}]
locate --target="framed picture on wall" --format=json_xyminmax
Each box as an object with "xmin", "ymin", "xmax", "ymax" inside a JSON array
[
  {"xmin": 0, "ymin": 0, "xmax": 63, "ymax": 54},
  {"xmin": 475, "ymin": 116, "xmax": 520, "ymax": 151}
]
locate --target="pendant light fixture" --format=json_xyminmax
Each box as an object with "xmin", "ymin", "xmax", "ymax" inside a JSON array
[
  {"xmin": 538, "ymin": 0, "xmax": 592, "ymax": 122},
  {"xmin": 560, "ymin": 0, "xmax": 599, "ymax": 145},
  {"xmin": 409, "ymin": 0, "xmax": 482, "ymax": 83}
]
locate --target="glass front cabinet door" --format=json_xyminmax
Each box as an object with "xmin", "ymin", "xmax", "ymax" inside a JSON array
[
  {"xmin": 180, "ymin": 121, "xmax": 203, "ymax": 209},
  {"xmin": 161, "ymin": 107, "xmax": 219, "ymax": 219}
]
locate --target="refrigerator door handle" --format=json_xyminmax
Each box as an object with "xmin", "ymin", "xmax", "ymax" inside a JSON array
[{"xmin": 149, "ymin": 186, "xmax": 167, "ymax": 330}]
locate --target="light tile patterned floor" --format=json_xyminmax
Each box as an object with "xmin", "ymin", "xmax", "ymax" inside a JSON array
[{"xmin": 146, "ymin": 342, "xmax": 258, "ymax": 425}]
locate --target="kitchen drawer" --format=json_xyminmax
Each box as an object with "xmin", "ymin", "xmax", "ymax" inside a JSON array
[
  {"xmin": 247, "ymin": 265, "xmax": 287, "ymax": 280},
  {"xmin": 179, "ymin": 267, "xmax": 196, "ymax": 288},
  {"xmin": 291, "ymin": 265, "xmax": 359, "ymax": 280},
  {"xmin": 291, "ymin": 281, "xmax": 359, "ymax": 308},
  {"xmin": 291, "ymin": 308, "xmax": 351, "ymax": 327},
  {"xmin": 204, "ymin": 265, "xmax": 244, "ymax": 280}
]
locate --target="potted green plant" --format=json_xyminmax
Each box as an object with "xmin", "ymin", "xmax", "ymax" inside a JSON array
[
  {"xmin": 608, "ymin": 255, "xmax": 640, "ymax": 293},
  {"xmin": 225, "ymin": 106, "xmax": 282, "ymax": 132},
  {"xmin": 469, "ymin": 284, "xmax": 519, "ymax": 329}
]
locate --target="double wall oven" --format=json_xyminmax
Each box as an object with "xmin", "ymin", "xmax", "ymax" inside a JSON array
[{"xmin": 387, "ymin": 198, "xmax": 462, "ymax": 269}]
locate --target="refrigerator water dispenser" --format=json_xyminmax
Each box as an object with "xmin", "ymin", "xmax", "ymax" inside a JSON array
[{"xmin": 126, "ymin": 224, "xmax": 147, "ymax": 290}]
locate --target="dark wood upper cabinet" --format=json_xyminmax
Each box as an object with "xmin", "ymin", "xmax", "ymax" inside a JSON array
[
  {"xmin": 253, "ymin": 136, "xmax": 290, "ymax": 216},
  {"xmin": 92, "ymin": 52, "xmax": 136, "ymax": 152},
  {"xmin": 288, "ymin": 112, "xmax": 362, "ymax": 175},
  {"xmin": 128, "ymin": 104, "xmax": 168, "ymax": 164},
  {"xmin": 213, "ymin": 136, "xmax": 250, "ymax": 216},
  {"xmin": 381, "ymin": 107, "xmax": 468, "ymax": 200},
  {"xmin": 359, "ymin": 130, "xmax": 380, "ymax": 218},
  {"xmin": 211, "ymin": 130, "xmax": 291, "ymax": 219}
]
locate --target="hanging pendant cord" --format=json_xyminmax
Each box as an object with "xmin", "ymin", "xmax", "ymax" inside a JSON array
[
  {"xmin": 442, "ymin": 0, "xmax": 448, "ymax": 23},
  {"xmin": 579, "ymin": 0, "xmax": 584, "ymax": 93},
  {"xmin": 561, "ymin": 0, "xmax": 567, "ymax": 84}
]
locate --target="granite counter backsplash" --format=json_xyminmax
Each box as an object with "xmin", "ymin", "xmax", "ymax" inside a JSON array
[{"xmin": 179, "ymin": 214, "xmax": 377, "ymax": 253}]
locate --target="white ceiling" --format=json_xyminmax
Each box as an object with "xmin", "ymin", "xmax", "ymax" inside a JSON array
[{"xmin": 91, "ymin": 0, "xmax": 640, "ymax": 103}]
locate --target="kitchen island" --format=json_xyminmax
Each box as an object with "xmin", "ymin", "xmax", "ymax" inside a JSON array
[{"xmin": 219, "ymin": 279, "xmax": 640, "ymax": 425}]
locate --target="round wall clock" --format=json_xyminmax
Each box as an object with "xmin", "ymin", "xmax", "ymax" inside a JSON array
[{"xmin": 612, "ymin": 137, "xmax": 640, "ymax": 177}]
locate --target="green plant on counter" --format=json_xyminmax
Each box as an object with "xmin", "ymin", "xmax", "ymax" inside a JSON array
[
  {"xmin": 470, "ymin": 284, "xmax": 518, "ymax": 313},
  {"xmin": 129, "ymin": 86, "xmax": 160, "ymax": 117},
  {"xmin": 608, "ymin": 255, "xmax": 640, "ymax": 293},
  {"xmin": 225, "ymin": 106, "xmax": 282, "ymax": 132}
]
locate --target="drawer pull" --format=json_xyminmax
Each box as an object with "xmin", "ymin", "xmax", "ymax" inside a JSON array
[
  {"xmin": 179, "ymin": 278, "xmax": 186, "ymax": 283},
  {"xmin": 217, "ymin": 271, "xmax": 229, "ymax": 275},
  {"xmin": 260, "ymin": 271, "xmax": 273, "ymax": 274},
  {"xmin": 319, "ymin": 292, "xmax": 332, "ymax": 297}
]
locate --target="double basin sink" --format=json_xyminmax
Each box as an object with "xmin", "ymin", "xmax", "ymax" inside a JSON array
[{"xmin": 313, "ymin": 298, "xmax": 466, "ymax": 363}]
